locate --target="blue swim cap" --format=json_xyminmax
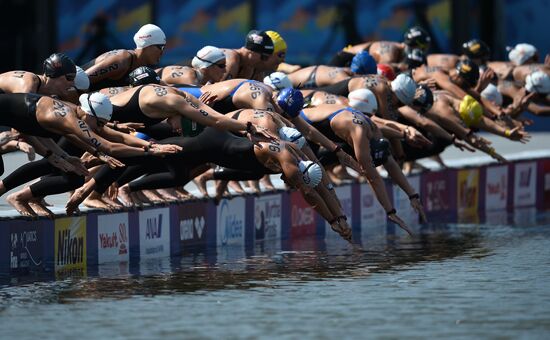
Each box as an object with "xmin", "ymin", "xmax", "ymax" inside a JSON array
[
  {"xmin": 350, "ymin": 51, "xmax": 377, "ymax": 75},
  {"xmin": 132, "ymin": 132, "xmax": 151, "ymax": 140}
]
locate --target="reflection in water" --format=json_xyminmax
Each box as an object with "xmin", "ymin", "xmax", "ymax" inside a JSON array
[{"xmin": 0, "ymin": 225, "xmax": 485, "ymax": 305}]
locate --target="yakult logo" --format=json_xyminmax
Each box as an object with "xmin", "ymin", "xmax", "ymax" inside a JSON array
[{"xmin": 519, "ymin": 167, "xmax": 532, "ymax": 187}]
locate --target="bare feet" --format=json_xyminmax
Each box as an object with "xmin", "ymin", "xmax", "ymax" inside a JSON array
[
  {"xmin": 260, "ymin": 175, "xmax": 276, "ymax": 191},
  {"xmin": 28, "ymin": 198, "xmax": 55, "ymax": 219},
  {"xmin": 193, "ymin": 172, "xmax": 211, "ymax": 197},
  {"xmin": 83, "ymin": 191, "xmax": 112, "ymax": 211},
  {"xmin": 174, "ymin": 187, "xmax": 196, "ymax": 200},
  {"xmin": 142, "ymin": 190, "xmax": 164, "ymax": 204},
  {"xmin": 156, "ymin": 188, "xmax": 178, "ymax": 202},
  {"xmin": 228, "ymin": 181, "xmax": 245, "ymax": 194},
  {"xmin": 118, "ymin": 185, "xmax": 138, "ymax": 207},
  {"xmin": 7, "ymin": 192, "xmax": 37, "ymax": 217}
]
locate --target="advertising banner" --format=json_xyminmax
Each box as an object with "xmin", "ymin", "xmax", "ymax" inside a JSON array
[
  {"xmin": 254, "ymin": 194, "xmax": 282, "ymax": 241},
  {"xmin": 217, "ymin": 197, "xmax": 246, "ymax": 247},
  {"xmin": 514, "ymin": 162, "xmax": 537, "ymax": 207},
  {"xmin": 457, "ymin": 168, "xmax": 479, "ymax": 219},
  {"xmin": 97, "ymin": 213, "xmax": 129, "ymax": 265},
  {"xmin": 178, "ymin": 201, "xmax": 209, "ymax": 251},
  {"xmin": 485, "ymin": 165, "xmax": 508, "ymax": 211},
  {"xmin": 55, "ymin": 217, "xmax": 87, "ymax": 276},
  {"xmin": 9, "ymin": 221, "xmax": 47, "ymax": 273},
  {"xmin": 290, "ymin": 191, "xmax": 317, "ymax": 240},
  {"xmin": 422, "ymin": 171, "xmax": 454, "ymax": 214},
  {"xmin": 139, "ymin": 207, "xmax": 170, "ymax": 259}
]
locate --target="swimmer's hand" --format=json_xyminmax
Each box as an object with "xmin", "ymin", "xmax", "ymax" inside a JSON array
[
  {"xmin": 47, "ymin": 153, "xmax": 88, "ymax": 176},
  {"xmin": 63, "ymin": 155, "xmax": 90, "ymax": 176},
  {"xmin": 507, "ymin": 126, "xmax": 531, "ymax": 143},
  {"xmin": 330, "ymin": 216, "xmax": 353, "ymax": 243},
  {"xmin": 150, "ymin": 143, "xmax": 182, "ymax": 155},
  {"xmin": 112, "ymin": 122, "xmax": 145, "ymax": 133},
  {"xmin": 409, "ymin": 195, "xmax": 427, "ymax": 223},
  {"xmin": 247, "ymin": 124, "xmax": 278, "ymax": 142},
  {"xmin": 404, "ymin": 126, "xmax": 432, "ymax": 148},
  {"xmin": 0, "ymin": 131, "xmax": 19, "ymax": 146},
  {"xmin": 199, "ymin": 91, "xmax": 219, "ymax": 106},
  {"xmin": 97, "ymin": 152, "xmax": 125, "ymax": 168},
  {"xmin": 452, "ymin": 137, "xmax": 476, "ymax": 152},
  {"xmin": 387, "ymin": 211, "xmax": 413, "ymax": 236}
]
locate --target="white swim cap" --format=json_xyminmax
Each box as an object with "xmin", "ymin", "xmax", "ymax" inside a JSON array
[
  {"xmin": 525, "ymin": 70, "xmax": 550, "ymax": 94},
  {"xmin": 133, "ymin": 24, "xmax": 166, "ymax": 49},
  {"xmin": 480, "ymin": 83, "xmax": 503, "ymax": 106},
  {"xmin": 191, "ymin": 45, "xmax": 226, "ymax": 69},
  {"xmin": 79, "ymin": 92, "xmax": 113, "ymax": 121},
  {"xmin": 264, "ymin": 72, "xmax": 292, "ymax": 90},
  {"xmin": 74, "ymin": 66, "xmax": 89, "ymax": 91},
  {"xmin": 508, "ymin": 43, "xmax": 537, "ymax": 66},
  {"xmin": 298, "ymin": 160, "xmax": 322, "ymax": 188},
  {"xmin": 348, "ymin": 88, "xmax": 378, "ymax": 114},
  {"xmin": 279, "ymin": 126, "xmax": 306, "ymax": 148},
  {"xmin": 391, "ymin": 73, "xmax": 417, "ymax": 105}
]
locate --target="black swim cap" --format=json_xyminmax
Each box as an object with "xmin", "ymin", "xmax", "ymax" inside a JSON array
[
  {"xmin": 245, "ymin": 30, "xmax": 274, "ymax": 55},
  {"xmin": 405, "ymin": 47, "xmax": 427, "ymax": 69},
  {"xmin": 403, "ymin": 26, "xmax": 431, "ymax": 51},
  {"xmin": 370, "ymin": 138, "xmax": 390, "ymax": 166},
  {"xmin": 129, "ymin": 66, "xmax": 161, "ymax": 87},
  {"xmin": 412, "ymin": 84, "xmax": 434, "ymax": 112},
  {"xmin": 43, "ymin": 53, "xmax": 76, "ymax": 78},
  {"xmin": 456, "ymin": 58, "xmax": 480, "ymax": 87},
  {"xmin": 462, "ymin": 39, "xmax": 491, "ymax": 60}
]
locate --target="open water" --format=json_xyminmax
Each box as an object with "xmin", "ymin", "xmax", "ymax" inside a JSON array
[{"xmin": 1, "ymin": 212, "xmax": 550, "ymax": 339}]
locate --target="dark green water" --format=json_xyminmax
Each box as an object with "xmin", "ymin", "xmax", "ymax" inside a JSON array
[{"xmin": 1, "ymin": 212, "xmax": 550, "ymax": 339}]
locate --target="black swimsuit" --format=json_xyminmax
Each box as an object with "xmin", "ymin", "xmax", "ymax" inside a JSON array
[
  {"xmin": 111, "ymin": 85, "xmax": 164, "ymax": 126},
  {"xmin": 0, "ymin": 93, "xmax": 57, "ymax": 138}
]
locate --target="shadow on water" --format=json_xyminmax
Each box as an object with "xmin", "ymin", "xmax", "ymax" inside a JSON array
[{"xmin": 0, "ymin": 221, "xmax": 489, "ymax": 305}]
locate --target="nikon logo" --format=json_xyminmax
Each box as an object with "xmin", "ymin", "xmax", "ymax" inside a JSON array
[{"xmin": 57, "ymin": 229, "xmax": 84, "ymax": 265}]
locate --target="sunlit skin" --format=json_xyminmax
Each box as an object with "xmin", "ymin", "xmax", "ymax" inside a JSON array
[{"xmin": 83, "ymin": 44, "xmax": 165, "ymax": 88}]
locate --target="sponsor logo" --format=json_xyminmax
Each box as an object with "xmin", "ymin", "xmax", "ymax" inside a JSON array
[
  {"xmin": 98, "ymin": 214, "xmax": 129, "ymax": 264},
  {"xmin": 180, "ymin": 216, "xmax": 205, "ymax": 241},
  {"xmin": 54, "ymin": 217, "xmax": 86, "ymax": 274},
  {"xmin": 10, "ymin": 228, "xmax": 40, "ymax": 270},
  {"xmin": 458, "ymin": 169, "xmax": 478, "ymax": 212},
  {"xmin": 57, "ymin": 228, "xmax": 84, "ymax": 266},
  {"xmin": 139, "ymin": 208, "xmax": 170, "ymax": 258},
  {"xmin": 291, "ymin": 205, "xmax": 314, "ymax": 227},
  {"xmin": 485, "ymin": 166, "xmax": 508, "ymax": 211},
  {"xmin": 519, "ymin": 167, "xmax": 531, "ymax": 187},
  {"xmin": 426, "ymin": 178, "xmax": 448, "ymax": 211},
  {"xmin": 217, "ymin": 198, "xmax": 245, "ymax": 246},
  {"xmin": 146, "ymin": 214, "xmax": 163, "ymax": 239},
  {"xmin": 255, "ymin": 195, "xmax": 281, "ymax": 240},
  {"xmin": 514, "ymin": 162, "xmax": 536, "ymax": 207},
  {"xmin": 220, "ymin": 202, "xmax": 243, "ymax": 246}
]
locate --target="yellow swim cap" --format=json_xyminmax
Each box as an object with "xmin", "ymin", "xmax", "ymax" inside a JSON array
[
  {"xmin": 266, "ymin": 30, "xmax": 287, "ymax": 54},
  {"xmin": 458, "ymin": 95, "xmax": 483, "ymax": 127}
]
